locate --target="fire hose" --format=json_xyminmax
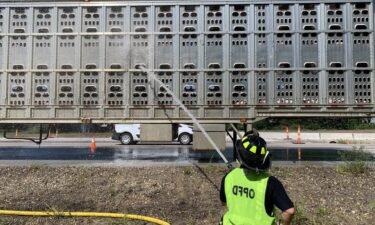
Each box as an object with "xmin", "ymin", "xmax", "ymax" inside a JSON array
[{"xmin": 0, "ymin": 210, "xmax": 170, "ymax": 225}]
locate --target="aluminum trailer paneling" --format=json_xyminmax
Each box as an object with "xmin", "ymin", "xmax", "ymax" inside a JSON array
[{"xmin": 0, "ymin": 0, "xmax": 373, "ymax": 123}]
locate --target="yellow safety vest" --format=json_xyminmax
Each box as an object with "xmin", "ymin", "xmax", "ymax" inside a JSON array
[{"xmin": 223, "ymin": 168, "xmax": 275, "ymax": 225}]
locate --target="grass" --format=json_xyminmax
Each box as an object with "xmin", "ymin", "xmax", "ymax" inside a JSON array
[
  {"xmin": 29, "ymin": 165, "xmax": 42, "ymax": 172},
  {"xmin": 278, "ymin": 204, "xmax": 331, "ymax": 225},
  {"xmin": 109, "ymin": 216, "xmax": 130, "ymax": 225},
  {"xmin": 335, "ymin": 139, "xmax": 374, "ymax": 144},
  {"xmin": 45, "ymin": 204, "xmax": 67, "ymax": 217},
  {"xmin": 336, "ymin": 146, "xmax": 373, "ymax": 174},
  {"xmin": 202, "ymin": 164, "xmax": 227, "ymax": 173},
  {"xmin": 315, "ymin": 207, "xmax": 328, "ymax": 217},
  {"xmin": 183, "ymin": 167, "xmax": 192, "ymax": 175},
  {"xmin": 107, "ymin": 184, "xmax": 117, "ymax": 197},
  {"xmin": 336, "ymin": 139, "xmax": 351, "ymax": 144},
  {"xmin": 275, "ymin": 205, "xmax": 310, "ymax": 225},
  {"xmin": 311, "ymin": 206, "xmax": 329, "ymax": 225},
  {"xmin": 289, "ymin": 205, "xmax": 309, "ymax": 225},
  {"xmin": 369, "ymin": 200, "xmax": 375, "ymax": 210},
  {"xmin": 186, "ymin": 217, "xmax": 195, "ymax": 225},
  {"xmin": 37, "ymin": 204, "xmax": 70, "ymax": 224}
]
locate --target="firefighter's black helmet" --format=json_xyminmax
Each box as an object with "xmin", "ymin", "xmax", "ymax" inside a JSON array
[{"xmin": 235, "ymin": 134, "xmax": 271, "ymax": 171}]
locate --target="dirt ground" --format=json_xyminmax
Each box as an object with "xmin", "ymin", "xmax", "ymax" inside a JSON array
[{"xmin": 0, "ymin": 165, "xmax": 374, "ymax": 225}]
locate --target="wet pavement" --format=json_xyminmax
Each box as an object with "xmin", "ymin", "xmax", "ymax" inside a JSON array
[{"xmin": 0, "ymin": 140, "xmax": 373, "ymax": 166}]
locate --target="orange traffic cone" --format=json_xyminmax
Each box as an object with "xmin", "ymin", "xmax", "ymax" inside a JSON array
[
  {"xmin": 297, "ymin": 125, "xmax": 302, "ymax": 144},
  {"xmin": 90, "ymin": 137, "xmax": 96, "ymax": 153}
]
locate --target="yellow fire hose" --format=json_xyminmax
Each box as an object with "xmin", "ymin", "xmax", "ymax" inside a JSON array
[{"xmin": 0, "ymin": 210, "xmax": 170, "ymax": 225}]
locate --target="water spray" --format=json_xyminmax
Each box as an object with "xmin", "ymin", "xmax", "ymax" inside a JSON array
[{"xmin": 138, "ymin": 66, "xmax": 231, "ymax": 167}]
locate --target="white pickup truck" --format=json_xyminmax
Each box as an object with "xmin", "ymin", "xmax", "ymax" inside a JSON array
[{"xmin": 112, "ymin": 124, "xmax": 193, "ymax": 145}]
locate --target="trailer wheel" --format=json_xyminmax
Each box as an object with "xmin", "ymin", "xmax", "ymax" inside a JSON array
[
  {"xmin": 179, "ymin": 133, "xmax": 192, "ymax": 145},
  {"xmin": 120, "ymin": 132, "xmax": 133, "ymax": 145}
]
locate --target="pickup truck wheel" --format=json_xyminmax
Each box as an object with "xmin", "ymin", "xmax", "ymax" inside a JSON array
[
  {"xmin": 120, "ymin": 132, "xmax": 133, "ymax": 145},
  {"xmin": 179, "ymin": 133, "xmax": 192, "ymax": 145}
]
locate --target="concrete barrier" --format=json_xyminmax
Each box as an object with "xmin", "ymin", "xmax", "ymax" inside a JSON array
[
  {"xmin": 267, "ymin": 132, "xmax": 320, "ymax": 141},
  {"xmin": 319, "ymin": 133, "xmax": 354, "ymax": 141},
  {"xmin": 225, "ymin": 131, "xmax": 375, "ymax": 142},
  {"xmin": 353, "ymin": 133, "xmax": 375, "ymax": 140}
]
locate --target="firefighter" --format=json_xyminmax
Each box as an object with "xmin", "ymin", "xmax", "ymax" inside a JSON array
[{"xmin": 220, "ymin": 133, "xmax": 295, "ymax": 225}]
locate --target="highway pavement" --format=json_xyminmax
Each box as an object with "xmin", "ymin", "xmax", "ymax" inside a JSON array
[{"xmin": 0, "ymin": 138, "xmax": 373, "ymax": 167}]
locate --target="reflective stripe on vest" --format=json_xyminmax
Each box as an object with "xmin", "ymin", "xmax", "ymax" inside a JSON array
[{"xmin": 223, "ymin": 168, "xmax": 275, "ymax": 225}]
